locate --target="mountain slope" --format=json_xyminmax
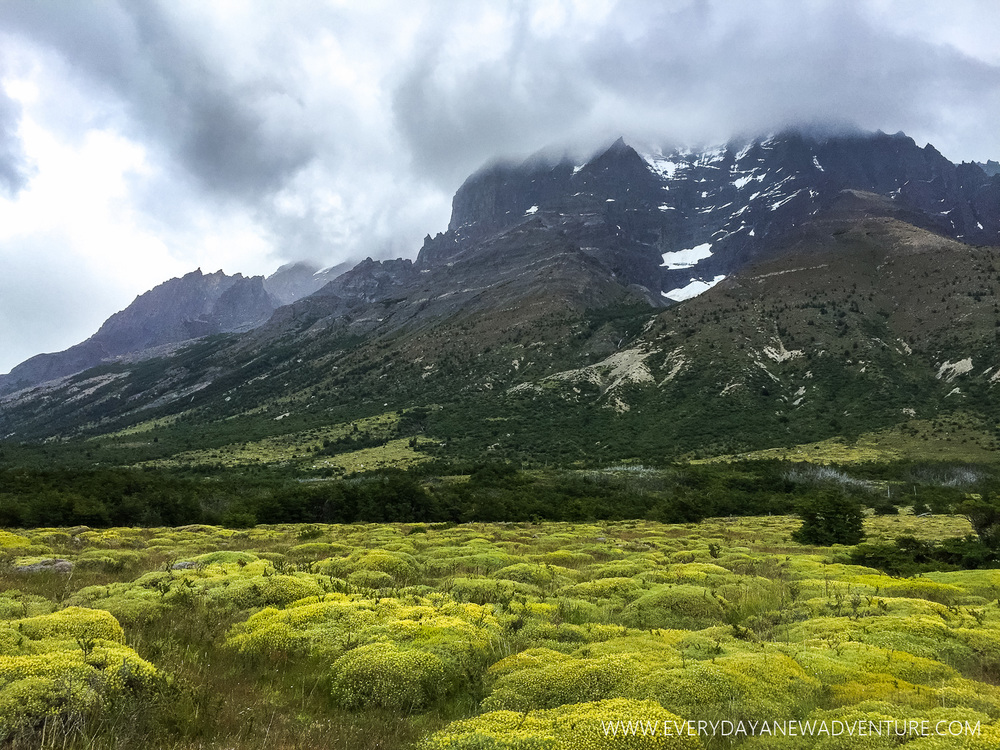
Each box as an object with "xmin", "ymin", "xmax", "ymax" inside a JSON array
[
  {"xmin": 0, "ymin": 262, "xmax": 355, "ymax": 397},
  {"xmin": 1, "ymin": 129, "xmax": 999, "ymax": 469}
]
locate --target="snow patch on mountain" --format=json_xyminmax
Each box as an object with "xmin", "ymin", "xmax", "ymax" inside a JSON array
[
  {"xmin": 662, "ymin": 275, "xmax": 726, "ymax": 302},
  {"xmin": 660, "ymin": 243, "xmax": 713, "ymax": 269}
]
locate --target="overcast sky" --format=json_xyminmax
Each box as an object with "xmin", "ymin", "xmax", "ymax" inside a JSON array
[{"xmin": 1, "ymin": 0, "xmax": 1000, "ymax": 374}]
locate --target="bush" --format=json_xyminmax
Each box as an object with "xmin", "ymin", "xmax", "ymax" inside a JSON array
[
  {"xmin": 329, "ymin": 642, "xmax": 446, "ymax": 711},
  {"xmin": 792, "ymin": 490, "xmax": 864, "ymax": 546}
]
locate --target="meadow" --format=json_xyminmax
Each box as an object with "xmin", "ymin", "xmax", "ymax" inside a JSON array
[{"xmin": 1, "ymin": 510, "xmax": 999, "ymax": 749}]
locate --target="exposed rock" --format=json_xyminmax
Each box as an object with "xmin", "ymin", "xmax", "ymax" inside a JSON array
[{"xmin": 14, "ymin": 558, "xmax": 73, "ymax": 574}]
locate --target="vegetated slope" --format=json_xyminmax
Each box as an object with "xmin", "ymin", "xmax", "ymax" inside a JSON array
[
  {"xmin": 5, "ymin": 191, "xmax": 999, "ymax": 471},
  {"xmin": 0, "ymin": 214, "xmax": 650, "ymax": 453},
  {"xmin": 2, "ymin": 131, "xmax": 999, "ymax": 468},
  {"xmin": 523, "ymin": 190, "xmax": 1000, "ymax": 459}
]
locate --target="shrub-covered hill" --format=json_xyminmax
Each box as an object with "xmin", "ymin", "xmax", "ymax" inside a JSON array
[{"xmin": 2, "ymin": 515, "xmax": 1000, "ymax": 748}]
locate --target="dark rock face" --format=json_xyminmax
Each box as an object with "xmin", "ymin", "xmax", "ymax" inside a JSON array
[
  {"xmin": 313, "ymin": 258, "xmax": 417, "ymax": 302},
  {"xmin": 425, "ymin": 130, "xmax": 1000, "ymax": 303}
]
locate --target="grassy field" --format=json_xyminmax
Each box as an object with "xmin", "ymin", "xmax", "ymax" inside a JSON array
[
  {"xmin": 1, "ymin": 515, "xmax": 999, "ymax": 748},
  {"xmin": 693, "ymin": 413, "xmax": 1000, "ymax": 466}
]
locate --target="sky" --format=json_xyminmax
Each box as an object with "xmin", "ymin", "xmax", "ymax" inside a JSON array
[{"xmin": 1, "ymin": 0, "xmax": 1000, "ymax": 375}]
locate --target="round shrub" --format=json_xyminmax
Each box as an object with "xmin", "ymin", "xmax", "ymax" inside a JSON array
[
  {"xmin": 351, "ymin": 550, "xmax": 419, "ymax": 584},
  {"xmin": 621, "ymin": 585, "xmax": 724, "ymax": 630},
  {"xmin": 560, "ymin": 578, "xmax": 647, "ymax": 604},
  {"xmin": 330, "ymin": 641, "xmax": 446, "ymax": 711},
  {"xmin": 12, "ymin": 607, "xmax": 125, "ymax": 643},
  {"xmin": 638, "ymin": 652, "xmax": 820, "ymax": 722},
  {"xmin": 483, "ymin": 652, "xmax": 642, "ymax": 711},
  {"xmin": 492, "ymin": 563, "xmax": 559, "ymax": 588}
]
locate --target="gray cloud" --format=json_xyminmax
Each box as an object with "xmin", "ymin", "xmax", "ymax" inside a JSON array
[
  {"xmin": 0, "ymin": 84, "xmax": 31, "ymax": 197},
  {"xmin": 0, "ymin": 0, "xmax": 315, "ymax": 199}
]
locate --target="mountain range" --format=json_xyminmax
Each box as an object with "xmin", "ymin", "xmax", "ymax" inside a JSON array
[{"xmin": 2, "ymin": 128, "xmax": 999, "ymax": 468}]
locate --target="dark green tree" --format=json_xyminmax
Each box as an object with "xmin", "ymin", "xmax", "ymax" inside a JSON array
[
  {"xmin": 792, "ymin": 489, "xmax": 865, "ymax": 546},
  {"xmin": 957, "ymin": 493, "xmax": 1000, "ymax": 549}
]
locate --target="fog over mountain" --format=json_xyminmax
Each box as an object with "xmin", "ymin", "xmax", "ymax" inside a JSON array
[{"xmin": 1, "ymin": 0, "xmax": 999, "ymax": 374}]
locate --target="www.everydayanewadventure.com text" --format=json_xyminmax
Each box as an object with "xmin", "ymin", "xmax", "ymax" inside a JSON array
[{"xmin": 599, "ymin": 718, "xmax": 982, "ymax": 739}]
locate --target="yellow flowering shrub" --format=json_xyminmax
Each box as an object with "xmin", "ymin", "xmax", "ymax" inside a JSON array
[
  {"xmin": 329, "ymin": 641, "xmax": 446, "ymax": 710},
  {"xmin": 827, "ymin": 677, "xmax": 937, "ymax": 709},
  {"xmin": 621, "ymin": 585, "xmax": 724, "ymax": 630},
  {"xmin": 583, "ymin": 561, "xmax": 656, "ymax": 579},
  {"xmin": 347, "ymin": 570, "xmax": 396, "ymax": 589},
  {"xmin": 420, "ymin": 699, "xmax": 702, "ymax": 749},
  {"xmin": 424, "ymin": 550, "xmax": 518, "ymax": 577},
  {"xmin": 350, "ymin": 549, "xmax": 419, "ymax": 584},
  {"xmin": 0, "ymin": 609, "xmax": 157, "ymax": 738},
  {"xmin": 532, "ymin": 551, "xmax": 595, "ymax": 568},
  {"xmin": 840, "ymin": 576, "xmax": 964, "ymax": 605},
  {"xmin": 201, "ymin": 573, "xmax": 323, "ymax": 609},
  {"xmin": 934, "ymin": 678, "xmax": 1000, "ymax": 717},
  {"xmin": 486, "ymin": 648, "xmax": 574, "ymax": 679},
  {"xmin": 0, "ymin": 591, "xmax": 56, "ymax": 620},
  {"xmin": 483, "ymin": 652, "xmax": 643, "ymax": 711},
  {"xmin": 0, "ymin": 531, "xmax": 46, "ymax": 555},
  {"xmin": 793, "ymin": 642, "xmax": 957, "ymax": 689},
  {"xmin": 229, "ymin": 593, "xmax": 502, "ymax": 709},
  {"xmin": 287, "ymin": 542, "xmax": 346, "ymax": 559},
  {"xmin": 75, "ymin": 549, "xmax": 144, "ymax": 571},
  {"xmin": 662, "ymin": 563, "xmax": 734, "ymax": 586},
  {"xmin": 67, "ymin": 582, "xmax": 168, "ymax": 624},
  {"xmin": 579, "ymin": 636, "xmax": 686, "ymax": 665},
  {"xmin": 923, "ymin": 569, "xmax": 1000, "ymax": 601},
  {"xmin": 638, "ymin": 652, "xmax": 820, "ymax": 722},
  {"xmin": 560, "ymin": 577, "xmax": 648, "ymax": 604},
  {"xmin": 492, "ymin": 563, "xmax": 569, "ymax": 588},
  {"xmin": 186, "ymin": 550, "xmax": 260, "ymax": 566},
  {"xmin": 450, "ymin": 577, "xmax": 539, "ymax": 604},
  {"xmin": 8, "ymin": 607, "xmax": 125, "ymax": 643}
]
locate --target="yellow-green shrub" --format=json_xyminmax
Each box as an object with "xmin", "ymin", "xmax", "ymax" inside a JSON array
[
  {"xmin": 351, "ymin": 550, "xmax": 419, "ymax": 584},
  {"xmin": 329, "ymin": 641, "xmax": 446, "ymax": 711},
  {"xmin": 637, "ymin": 652, "xmax": 820, "ymax": 722},
  {"xmin": 8, "ymin": 607, "xmax": 124, "ymax": 643},
  {"xmin": 621, "ymin": 585, "xmax": 724, "ymax": 630},
  {"xmin": 0, "ymin": 610, "xmax": 157, "ymax": 738},
  {"xmin": 560, "ymin": 578, "xmax": 648, "ymax": 604},
  {"xmin": 420, "ymin": 698, "xmax": 702, "ymax": 749}
]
